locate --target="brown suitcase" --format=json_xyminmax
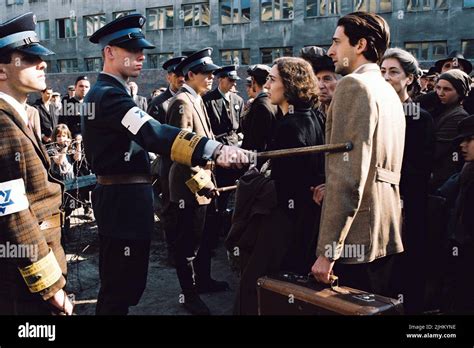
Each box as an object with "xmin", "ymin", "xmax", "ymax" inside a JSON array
[{"xmin": 257, "ymin": 272, "xmax": 404, "ymax": 315}]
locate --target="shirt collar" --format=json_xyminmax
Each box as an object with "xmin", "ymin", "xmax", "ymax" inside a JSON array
[
  {"xmin": 169, "ymin": 86, "xmax": 178, "ymax": 96},
  {"xmin": 102, "ymin": 72, "xmax": 131, "ymax": 95},
  {"xmin": 183, "ymin": 84, "xmax": 201, "ymax": 102},
  {"xmin": 218, "ymin": 87, "xmax": 230, "ymax": 101},
  {"xmin": 0, "ymin": 91, "xmax": 28, "ymax": 126}
]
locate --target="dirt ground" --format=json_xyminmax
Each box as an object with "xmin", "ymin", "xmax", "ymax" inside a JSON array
[{"xmin": 63, "ymin": 209, "xmax": 239, "ymax": 315}]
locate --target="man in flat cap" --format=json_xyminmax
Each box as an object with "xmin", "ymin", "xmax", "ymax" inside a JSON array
[
  {"xmin": 300, "ymin": 46, "xmax": 340, "ymax": 129},
  {"xmin": 241, "ymin": 64, "xmax": 278, "ymax": 158},
  {"xmin": 147, "ymin": 56, "xmax": 186, "ymax": 267},
  {"xmin": 0, "ymin": 12, "xmax": 73, "ymax": 315},
  {"xmin": 60, "ymin": 75, "xmax": 90, "ymax": 137},
  {"xmin": 167, "ymin": 48, "xmax": 232, "ymax": 315},
  {"xmin": 83, "ymin": 16, "xmax": 248, "ymax": 315}
]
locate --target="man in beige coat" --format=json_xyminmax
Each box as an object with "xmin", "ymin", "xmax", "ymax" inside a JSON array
[
  {"xmin": 167, "ymin": 48, "xmax": 230, "ymax": 315},
  {"xmin": 311, "ymin": 12, "xmax": 405, "ymax": 297}
]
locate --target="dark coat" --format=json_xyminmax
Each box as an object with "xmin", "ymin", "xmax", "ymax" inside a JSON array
[
  {"xmin": 396, "ymin": 100, "xmax": 435, "ymax": 313},
  {"xmin": 34, "ymin": 98, "xmax": 59, "ymax": 139},
  {"xmin": 241, "ymin": 92, "xmax": 278, "ymax": 152},
  {"xmin": 431, "ymin": 104, "xmax": 469, "ymax": 190},
  {"xmin": 59, "ymin": 96, "xmax": 82, "ymax": 136},
  {"xmin": 203, "ymin": 88, "xmax": 244, "ymax": 146},
  {"xmin": 147, "ymin": 87, "xmax": 174, "ymax": 124},
  {"xmin": 269, "ymin": 107, "xmax": 325, "ymax": 273}
]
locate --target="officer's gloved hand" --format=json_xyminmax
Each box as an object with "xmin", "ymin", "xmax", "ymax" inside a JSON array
[{"xmin": 214, "ymin": 145, "xmax": 250, "ymax": 170}]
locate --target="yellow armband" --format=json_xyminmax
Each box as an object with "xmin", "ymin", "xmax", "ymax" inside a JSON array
[
  {"xmin": 171, "ymin": 130, "xmax": 204, "ymax": 167},
  {"xmin": 185, "ymin": 168, "xmax": 212, "ymax": 194},
  {"xmin": 18, "ymin": 249, "xmax": 62, "ymax": 293}
]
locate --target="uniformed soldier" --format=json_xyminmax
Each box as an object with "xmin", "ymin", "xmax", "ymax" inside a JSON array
[
  {"xmin": 82, "ymin": 15, "xmax": 248, "ymax": 315},
  {"xmin": 203, "ymin": 66, "xmax": 245, "ymax": 243},
  {"xmin": 147, "ymin": 56, "xmax": 186, "ymax": 124},
  {"xmin": 167, "ymin": 48, "xmax": 232, "ymax": 315},
  {"xmin": 147, "ymin": 56, "xmax": 186, "ymax": 266},
  {"xmin": 0, "ymin": 12, "xmax": 73, "ymax": 315},
  {"xmin": 203, "ymin": 65, "xmax": 244, "ymax": 147}
]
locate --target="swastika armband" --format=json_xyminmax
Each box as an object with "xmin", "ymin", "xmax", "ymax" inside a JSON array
[
  {"xmin": 185, "ymin": 168, "xmax": 212, "ymax": 194},
  {"xmin": 0, "ymin": 178, "xmax": 29, "ymax": 217},
  {"xmin": 171, "ymin": 130, "xmax": 204, "ymax": 167},
  {"xmin": 121, "ymin": 107, "xmax": 153, "ymax": 135},
  {"xmin": 19, "ymin": 249, "xmax": 62, "ymax": 293}
]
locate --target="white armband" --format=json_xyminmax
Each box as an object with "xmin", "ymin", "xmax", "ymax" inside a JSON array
[
  {"xmin": 0, "ymin": 178, "xmax": 29, "ymax": 217},
  {"xmin": 121, "ymin": 107, "xmax": 153, "ymax": 135}
]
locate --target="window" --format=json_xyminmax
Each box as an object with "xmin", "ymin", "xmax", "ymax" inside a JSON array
[
  {"xmin": 57, "ymin": 59, "xmax": 78, "ymax": 73},
  {"xmin": 405, "ymin": 41, "xmax": 447, "ymax": 61},
  {"xmin": 113, "ymin": 10, "xmax": 136, "ymax": 19},
  {"xmin": 406, "ymin": 0, "xmax": 447, "ymax": 11},
  {"xmin": 84, "ymin": 14, "xmax": 106, "ymax": 37},
  {"xmin": 464, "ymin": 0, "xmax": 474, "ymax": 7},
  {"xmin": 56, "ymin": 17, "xmax": 77, "ymax": 39},
  {"xmin": 260, "ymin": 47, "xmax": 293, "ymax": 64},
  {"xmin": 261, "ymin": 0, "xmax": 294, "ymax": 21},
  {"xmin": 6, "ymin": 0, "xmax": 23, "ymax": 5},
  {"xmin": 221, "ymin": 0, "xmax": 251, "ymax": 24},
  {"xmin": 84, "ymin": 57, "xmax": 103, "ymax": 72},
  {"xmin": 221, "ymin": 49, "xmax": 250, "ymax": 66},
  {"xmin": 462, "ymin": 40, "xmax": 474, "ymax": 59},
  {"xmin": 182, "ymin": 2, "xmax": 210, "ymax": 27},
  {"xmin": 353, "ymin": 0, "xmax": 392, "ymax": 12},
  {"xmin": 36, "ymin": 20, "xmax": 49, "ymax": 40},
  {"xmin": 147, "ymin": 7, "xmax": 174, "ymax": 30},
  {"xmin": 306, "ymin": 0, "xmax": 341, "ymax": 17},
  {"xmin": 148, "ymin": 53, "xmax": 174, "ymax": 69}
]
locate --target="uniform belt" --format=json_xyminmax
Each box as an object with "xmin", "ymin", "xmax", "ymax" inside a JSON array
[
  {"xmin": 39, "ymin": 213, "xmax": 62, "ymax": 231},
  {"xmin": 97, "ymin": 174, "xmax": 153, "ymax": 185}
]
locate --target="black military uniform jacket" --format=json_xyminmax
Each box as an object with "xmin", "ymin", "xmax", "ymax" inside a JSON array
[
  {"xmin": 203, "ymin": 88, "xmax": 244, "ymax": 146},
  {"xmin": 241, "ymin": 92, "xmax": 278, "ymax": 152},
  {"xmin": 147, "ymin": 87, "xmax": 174, "ymax": 124},
  {"xmin": 59, "ymin": 96, "xmax": 82, "ymax": 136},
  {"xmin": 82, "ymin": 73, "xmax": 209, "ymax": 177}
]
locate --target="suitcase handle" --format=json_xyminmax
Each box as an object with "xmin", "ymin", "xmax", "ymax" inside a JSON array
[{"xmin": 305, "ymin": 272, "xmax": 339, "ymax": 290}]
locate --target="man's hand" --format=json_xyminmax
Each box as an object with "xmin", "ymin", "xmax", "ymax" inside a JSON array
[
  {"xmin": 198, "ymin": 186, "xmax": 220, "ymax": 199},
  {"xmin": 214, "ymin": 145, "xmax": 250, "ymax": 170},
  {"xmin": 48, "ymin": 289, "xmax": 73, "ymax": 315},
  {"xmin": 311, "ymin": 255, "xmax": 335, "ymax": 284},
  {"xmin": 310, "ymin": 184, "xmax": 326, "ymax": 206}
]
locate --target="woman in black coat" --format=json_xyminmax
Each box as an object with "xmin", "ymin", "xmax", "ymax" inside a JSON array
[
  {"xmin": 264, "ymin": 57, "xmax": 325, "ymax": 274},
  {"xmin": 381, "ymin": 48, "xmax": 435, "ymax": 313}
]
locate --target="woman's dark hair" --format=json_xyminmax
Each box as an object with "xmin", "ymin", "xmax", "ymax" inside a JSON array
[
  {"xmin": 381, "ymin": 48, "xmax": 423, "ymax": 93},
  {"xmin": 273, "ymin": 57, "xmax": 318, "ymax": 107},
  {"xmin": 337, "ymin": 11, "xmax": 390, "ymax": 64},
  {"xmin": 52, "ymin": 124, "xmax": 72, "ymax": 144}
]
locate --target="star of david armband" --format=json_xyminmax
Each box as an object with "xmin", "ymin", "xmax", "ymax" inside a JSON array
[
  {"xmin": 0, "ymin": 178, "xmax": 29, "ymax": 217},
  {"xmin": 171, "ymin": 130, "xmax": 205, "ymax": 167},
  {"xmin": 121, "ymin": 106, "xmax": 153, "ymax": 135},
  {"xmin": 18, "ymin": 249, "xmax": 62, "ymax": 294},
  {"xmin": 185, "ymin": 168, "xmax": 212, "ymax": 194}
]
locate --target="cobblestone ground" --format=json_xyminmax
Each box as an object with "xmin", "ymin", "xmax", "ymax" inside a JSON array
[{"xmin": 63, "ymin": 209, "xmax": 239, "ymax": 315}]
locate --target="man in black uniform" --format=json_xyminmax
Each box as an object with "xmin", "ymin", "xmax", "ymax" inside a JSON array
[
  {"xmin": 60, "ymin": 75, "xmax": 90, "ymax": 137},
  {"xmin": 203, "ymin": 66, "xmax": 244, "ymax": 241},
  {"xmin": 147, "ymin": 56, "xmax": 186, "ymax": 266},
  {"xmin": 241, "ymin": 64, "xmax": 278, "ymax": 161},
  {"xmin": 82, "ymin": 14, "xmax": 248, "ymax": 315},
  {"xmin": 147, "ymin": 56, "xmax": 186, "ymax": 124}
]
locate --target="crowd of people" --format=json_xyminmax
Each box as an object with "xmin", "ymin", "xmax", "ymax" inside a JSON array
[{"xmin": 1, "ymin": 11, "xmax": 473, "ymax": 317}]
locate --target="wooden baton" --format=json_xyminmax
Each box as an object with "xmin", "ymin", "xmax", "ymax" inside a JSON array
[{"xmin": 255, "ymin": 142, "xmax": 353, "ymax": 160}]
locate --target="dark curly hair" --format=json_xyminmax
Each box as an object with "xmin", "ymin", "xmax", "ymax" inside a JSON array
[
  {"xmin": 337, "ymin": 12, "xmax": 390, "ymax": 64},
  {"xmin": 273, "ymin": 57, "xmax": 318, "ymax": 107}
]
